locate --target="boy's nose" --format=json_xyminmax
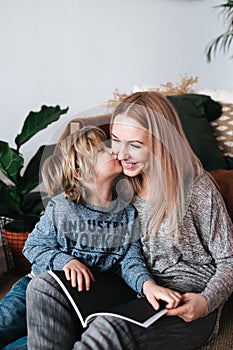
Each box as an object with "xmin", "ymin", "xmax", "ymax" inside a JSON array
[
  {"xmin": 107, "ymin": 147, "xmax": 117, "ymax": 159},
  {"xmin": 108, "ymin": 148, "xmax": 114, "ymax": 155}
]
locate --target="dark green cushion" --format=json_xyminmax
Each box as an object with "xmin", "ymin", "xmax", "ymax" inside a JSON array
[{"xmin": 167, "ymin": 94, "xmax": 227, "ymax": 171}]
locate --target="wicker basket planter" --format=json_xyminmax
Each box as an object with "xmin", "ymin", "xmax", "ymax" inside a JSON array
[{"xmin": 1, "ymin": 220, "xmax": 31, "ymax": 274}]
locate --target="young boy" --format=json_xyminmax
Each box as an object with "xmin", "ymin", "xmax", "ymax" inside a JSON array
[{"xmin": 0, "ymin": 126, "xmax": 181, "ymax": 348}]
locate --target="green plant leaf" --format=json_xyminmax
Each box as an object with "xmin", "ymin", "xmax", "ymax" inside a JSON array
[
  {"xmin": 15, "ymin": 105, "xmax": 69, "ymax": 149},
  {"xmin": 206, "ymin": 31, "xmax": 233, "ymax": 62},
  {"xmin": 0, "ymin": 141, "xmax": 24, "ymax": 184},
  {"xmin": 28, "ymin": 197, "xmax": 48, "ymax": 215},
  {"xmin": 0, "ymin": 179, "xmax": 24, "ymax": 219},
  {"xmin": 8, "ymin": 187, "xmax": 21, "ymax": 204},
  {"xmin": 19, "ymin": 144, "xmax": 55, "ymax": 195},
  {"xmin": 206, "ymin": 1, "xmax": 233, "ymax": 62},
  {"xmin": 22, "ymin": 191, "xmax": 46, "ymax": 215}
]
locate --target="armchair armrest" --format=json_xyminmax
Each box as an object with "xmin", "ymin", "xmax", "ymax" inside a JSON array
[
  {"xmin": 209, "ymin": 169, "xmax": 233, "ymax": 221},
  {"xmin": 59, "ymin": 114, "xmax": 111, "ymax": 141}
]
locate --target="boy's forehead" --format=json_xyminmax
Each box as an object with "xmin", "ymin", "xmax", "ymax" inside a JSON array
[
  {"xmin": 86, "ymin": 133, "xmax": 104, "ymax": 144},
  {"xmin": 89, "ymin": 138, "xmax": 110, "ymax": 151}
]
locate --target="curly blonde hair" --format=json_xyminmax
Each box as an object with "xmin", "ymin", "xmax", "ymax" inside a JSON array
[{"xmin": 42, "ymin": 126, "xmax": 107, "ymax": 203}]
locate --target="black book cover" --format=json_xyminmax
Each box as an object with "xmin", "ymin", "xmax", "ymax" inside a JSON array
[{"xmin": 48, "ymin": 270, "xmax": 167, "ymax": 328}]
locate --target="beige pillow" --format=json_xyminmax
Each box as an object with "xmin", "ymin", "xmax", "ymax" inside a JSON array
[{"xmin": 210, "ymin": 102, "xmax": 233, "ymax": 158}]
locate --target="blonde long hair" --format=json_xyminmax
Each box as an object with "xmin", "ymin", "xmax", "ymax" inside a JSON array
[
  {"xmin": 111, "ymin": 91, "xmax": 203, "ymax": 237},
  {"xmin": 42, "ymin": 126, "xmax": 107, "ymax": 203}
]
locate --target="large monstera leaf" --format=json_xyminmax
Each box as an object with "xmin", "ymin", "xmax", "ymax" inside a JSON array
[
  {"xmin": 15, "ymin": 105, "xmax": 69, "ymax": 149},
  {"xmin": 0, "ymin": 105, "xmax": 68, "ymax": 227},
  {"xmin": 0, "ymin": 141, "xmax": 24, "ymax": 184}
]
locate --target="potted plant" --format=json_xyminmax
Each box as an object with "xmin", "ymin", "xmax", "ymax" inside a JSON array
[
  {"xmin": 0, "ymin": 105, "xmax": 68, "ymax": 272},
  {"xmin": 206, "ymin": 0, "xmax": 233, "ymax": 61}
]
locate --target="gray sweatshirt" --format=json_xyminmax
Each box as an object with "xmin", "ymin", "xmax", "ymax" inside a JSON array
[
  {"xmin": 133, "ymin": 172, "xmax": 233, "ymax": 315},
  {"xmin": 23, "ymin": 195, "xmax": 153, "ymax": 295}
]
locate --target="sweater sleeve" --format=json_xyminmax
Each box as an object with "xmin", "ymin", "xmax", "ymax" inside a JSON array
[
  {"xmin": 119, "ymin": 240, "xmax": 155, "ymax": 295},
  {"xmin": 117, "ymin": 207, "xmax": 154, "ymax": 294},
  {"xmin": 197, "ymin": 177, "xmax": 233, "ymax": 314},
  {"xmin": 23, "ymin": 200, "xmax": 74, "ymax": 274}
]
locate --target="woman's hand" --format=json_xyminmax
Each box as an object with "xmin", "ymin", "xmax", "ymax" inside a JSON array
[
  {"xmin": 63, "ymin": 259, "xmax": 95, "ymax": 291},
  {"xmin": 142, "ymin": 280, "xmax": 182, "ymax": 310},
  {"xmin": 166, "ymin": 292, "xmax": 207, "ymax": 322}
]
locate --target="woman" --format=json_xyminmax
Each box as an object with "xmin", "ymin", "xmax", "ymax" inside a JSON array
[{"xmin": 26, "ymin": 91, "xmax": 233, "ymax": 350}]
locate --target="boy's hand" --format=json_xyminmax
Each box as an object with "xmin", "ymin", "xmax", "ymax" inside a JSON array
[
  {"xmin": 142, "ymin": 280, "xmax": 181, "ymax": 311},
  {"xmin": 63, "ymin": 259, "xmax": 95, "ymax": 291}
]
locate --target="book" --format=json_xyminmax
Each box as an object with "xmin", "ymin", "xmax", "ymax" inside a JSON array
[{"xmin": 48, "ymin": 270, "xmax": 167, "ymax": 328}]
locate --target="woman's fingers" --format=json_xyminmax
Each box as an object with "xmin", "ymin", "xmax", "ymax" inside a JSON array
[{"xmin": 166, "ymin": 293, "xmax": 207, "ymax": 322}]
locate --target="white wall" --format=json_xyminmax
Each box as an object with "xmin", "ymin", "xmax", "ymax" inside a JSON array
[{"xmin": 0, "ymin": 0, "xmax": 232, "ymax": 163}]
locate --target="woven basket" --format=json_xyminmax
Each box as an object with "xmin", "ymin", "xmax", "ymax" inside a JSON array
[
  {"xmin": 0, "ymin": 217, "xmax": 14, "ymax": 270},
  {"xmin": 1, "ymin": 227, "xmax": 31, "ymax": 274}
]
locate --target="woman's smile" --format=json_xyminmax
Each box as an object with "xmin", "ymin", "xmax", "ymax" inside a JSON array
[{"xmin": 121, "ymin": 161, "xmax": 138, "ymax": 170}]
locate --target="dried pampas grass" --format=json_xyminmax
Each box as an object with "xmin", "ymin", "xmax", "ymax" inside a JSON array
[{"xmin": 107, "ymin": 75, "xmax": 198, "ymax": 108}]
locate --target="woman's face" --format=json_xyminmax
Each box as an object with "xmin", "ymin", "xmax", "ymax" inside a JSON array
[{"xmin": 111, "ymin": 113, "xmax": 151, "ymax": 178}]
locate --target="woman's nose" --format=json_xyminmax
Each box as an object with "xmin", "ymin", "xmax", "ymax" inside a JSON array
[{"xmin": 117, "ymin": 145, "xmax": 129, "ymax": 160}]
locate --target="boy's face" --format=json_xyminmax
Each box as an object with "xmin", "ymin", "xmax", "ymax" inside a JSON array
[{"xmin": 93, "ymin": 141, "xmax": 122, "ymax": 181}]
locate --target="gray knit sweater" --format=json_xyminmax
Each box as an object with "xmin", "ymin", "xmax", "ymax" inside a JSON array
[{"xmin": 133, "ymin": 172, "xmax": 233, "ymax": 315}]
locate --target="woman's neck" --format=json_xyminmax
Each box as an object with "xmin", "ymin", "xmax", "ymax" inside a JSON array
[{"xmin": 137, "ymin": 175, "xmax": 149, "ymax": 200}]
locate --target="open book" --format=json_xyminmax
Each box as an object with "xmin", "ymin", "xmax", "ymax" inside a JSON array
[{"xmin": 48, "ymin": 270, "xmax": 167, "ymax": 328}]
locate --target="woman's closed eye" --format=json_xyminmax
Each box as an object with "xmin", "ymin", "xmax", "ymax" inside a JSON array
[
  {"xmin": 112, "ymin": 139, "xmax": 141, "ymax": 148},
  {"xmin": 130, "ymin": 143, "xmax": 141, "ymax": 149},
  {"xmin": 111, "ymin": 138, "xmax": 121, "ymax": 144}
]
